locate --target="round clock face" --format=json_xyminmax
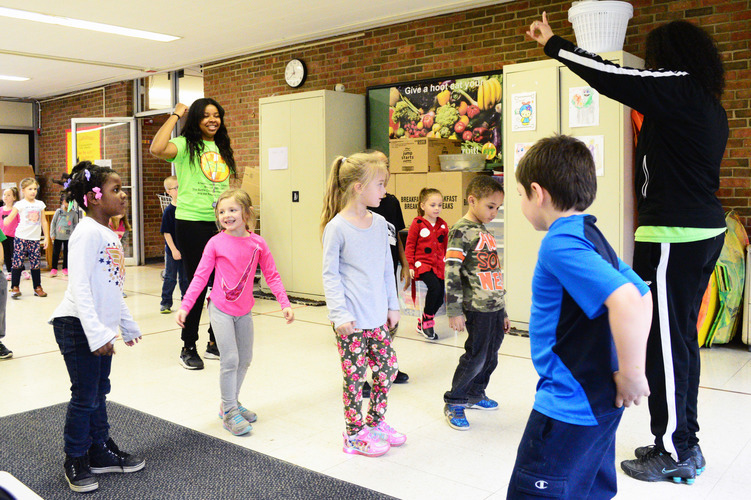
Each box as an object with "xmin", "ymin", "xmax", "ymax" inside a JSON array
[{"xmin": 285, "ymin": 59, "xmax": 306, "ymax": 88}]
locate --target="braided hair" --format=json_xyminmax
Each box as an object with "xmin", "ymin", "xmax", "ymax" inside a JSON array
[{"xmin": 63, "ymin": 161, "xmax": 115, "ymax": 209}]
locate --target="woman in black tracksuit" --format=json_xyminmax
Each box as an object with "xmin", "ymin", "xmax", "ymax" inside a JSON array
[{"xmin": 528, "ymin": 14, "xmax": 727, "ymax": 485}]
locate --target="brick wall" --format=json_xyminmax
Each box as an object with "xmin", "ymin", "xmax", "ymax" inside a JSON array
[
  {"xmin": 204, "ymin": 0, "xmax": 751, "ymax": 227},
  {"xmin": 36, "ymin": 0, "xmax": 751, "ymax": 256}
]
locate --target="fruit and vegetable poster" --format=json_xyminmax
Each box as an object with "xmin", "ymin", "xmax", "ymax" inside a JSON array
[{"xmin": 367, "ymin": 71, "xmax": 503, "ymax": 165}]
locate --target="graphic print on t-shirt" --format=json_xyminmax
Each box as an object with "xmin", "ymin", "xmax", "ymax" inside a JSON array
[
  {"xmin": 200, "ymin": 151, "xmax": 230, "ymax": 183},
  {"xmin": 474, "ymin": 232, "xmax": 503, "ymax": 291},
  {"xmin": 101, "ymin": 243, "xmax": 125, "ymax": 289},
  {"xmin": 222, "ymin": 246, "xmax": 259, "ymax": 302}
]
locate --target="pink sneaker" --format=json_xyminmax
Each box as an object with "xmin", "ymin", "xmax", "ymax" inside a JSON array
[
  {"xmin": 5, "ymin": 274, "xmax": 9, "ymax": 281},
  {"xmin": 343, "ymin": 428, "xmax": 390, "ymax": 457},
  {"xmin": 50, "ymin": 269, "xmax": 58, "ymax": 277},
  {"xmin": 21, "ymin": 270, "xmax": 30, "ymax": 280},
  {"xmin": 369, "ymin": 421, "xmax": 407, "ymax": 446},
  {"xmin": 62, "ymin": 268, "xmax": 68, "ymax": 276}
]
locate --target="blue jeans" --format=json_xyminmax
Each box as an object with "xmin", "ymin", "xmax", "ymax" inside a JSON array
[
  {"xmin": 444, "ymin": 309, "xmax": 505, "ymax": 405},
  {"xmin": 53, "ymin": 316, "xmax": 111, "ymax": 457},
  {"xmin": 507, "ymin": 409, "xmax": 623, "ymax": 499},
  {"xmin": 160, "ymin": 251, "xmax": 188, "ymax": 308}
]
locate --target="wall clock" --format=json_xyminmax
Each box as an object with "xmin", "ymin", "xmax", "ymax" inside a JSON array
[{"xmin": 284, "ymin": 59, "xmax": 307, "ymax": 88}]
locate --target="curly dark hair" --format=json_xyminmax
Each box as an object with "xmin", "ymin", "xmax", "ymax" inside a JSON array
[
  {"xmin": 645, "ymin": 20, "xmax": 725, "ymax": 99},
  {"xmin": 181, "ymin": 98, "xmax": 236, "ymax": 174},
  {"xmin": 63, "ymin": 161, "xmax": 116, "ymax": 209}
]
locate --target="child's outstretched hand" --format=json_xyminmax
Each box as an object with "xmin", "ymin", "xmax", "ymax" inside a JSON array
[
  {"xmin": 449, "ymin": 315, "xmax": 466, "ymax": 332},
  {"xmin": 336, "ymin": 321, "xmax": 355, "ymax": 336},
  {"xmin": 613, "ymin": 370, "xmax": 650, "ymax": 408},
  {"xmin": 387, "ymin": 309, "xmax": 400, "ymax": 330},
  {"xmin": 125, "ymin": 336, "xmax": 141, "ymax": 347},
  {"xmin": 175, "ymin": 309, "xmax": 188, "ymax": 328},
  {"xmin": 282, "ymin": 307, "xmax": 295, "ymax": 324}
]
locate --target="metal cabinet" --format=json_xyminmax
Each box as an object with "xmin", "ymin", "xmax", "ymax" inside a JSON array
[{"xmin": 259, "ymin": 90, "xmax": 365, "ymax": 298}]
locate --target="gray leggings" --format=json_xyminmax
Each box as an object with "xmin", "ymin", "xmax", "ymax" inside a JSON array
[{"xmin": 208, "ymin": 301, "xmax": 254, "ymax": 413}]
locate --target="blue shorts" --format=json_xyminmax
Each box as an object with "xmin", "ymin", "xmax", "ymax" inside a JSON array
[{"xmin": 507, "ymin": 409, "xmax": 623, "ymax": 499}]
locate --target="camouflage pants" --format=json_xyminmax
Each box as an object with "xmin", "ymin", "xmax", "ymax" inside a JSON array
[{"xmin": 335, "ymin": 324, "xmax": 398, "ymax": 436}]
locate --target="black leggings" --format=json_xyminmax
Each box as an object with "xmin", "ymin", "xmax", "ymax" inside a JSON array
[
  {"xmin": 420, "ymin": 270, "xmax": 445, "ymax": 317},
  {"xmin": 51, "ymin": 239, "xmax": 69, "ymax": 270},
  {"xmin": 2, "ymin": 236, "xmax": 12, "ymax": 272},
  {"xmin": 175, "ymin": 219, "xmax": 217, "ymax": 347}
]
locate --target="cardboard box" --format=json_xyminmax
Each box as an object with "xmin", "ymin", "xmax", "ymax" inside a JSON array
[
  {"xmin": 239, "ymin": 166, "xmax": 260, "ymax": 205},
  {"xmin": 386, "ymin": 171, "xmax": 396, "ymax": 195},
  {"xmin": 426, "ymin": 171, "xmax": 490, "ymax": 227},
  {"xmin": 389, "ymin": 138, "xmax": 461, "ymax": 173},
  {"xmin": 393, "ymin": 173, "xmax": 427, "ymax": 227},
  {"xmin": 0, "ymin": 163, "xmax": 35, "ymax": 190}
]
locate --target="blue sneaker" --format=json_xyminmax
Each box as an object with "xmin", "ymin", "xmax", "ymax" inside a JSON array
[
  {"xmin": 466, "ymin": 397, "xmax": 499, "ymax": 411},
  {"xmin": 444, "ymin": 404, "xmax": 470, "ymax": 430}
]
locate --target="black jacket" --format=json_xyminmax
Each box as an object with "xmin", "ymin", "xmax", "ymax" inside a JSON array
[{"xmin": 545, "ymin": 35, "xmax": 727, "ymax": 229}]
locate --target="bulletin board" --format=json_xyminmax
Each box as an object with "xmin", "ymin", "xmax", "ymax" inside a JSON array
[{"xmin": 366, "ymin": 70, "xmax": 503, "ymax": 166}]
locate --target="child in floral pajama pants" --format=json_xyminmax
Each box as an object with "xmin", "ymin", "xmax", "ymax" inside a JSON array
[{"xmin": 335, "ymin": 324, "xmax": 399, "ymax": 435}]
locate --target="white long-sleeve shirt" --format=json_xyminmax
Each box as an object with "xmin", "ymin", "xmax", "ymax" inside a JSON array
[
  {"xmin": 49, "ymin": 217, "xmax": 141, "ymax": 351},
  {"xmin": 322, "ymin": 212, "xmax": 398, "ymax": 330}
]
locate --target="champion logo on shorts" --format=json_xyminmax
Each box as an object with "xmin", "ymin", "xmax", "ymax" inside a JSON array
[{"xmin": 535, "ymin": 480, "xmax": 548, "ymax": 490}]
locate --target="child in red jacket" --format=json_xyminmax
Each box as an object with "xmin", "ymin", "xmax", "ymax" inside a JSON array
[{"xmin": 405, "ymin": 188, "xmax": 448, "ymax": 340}]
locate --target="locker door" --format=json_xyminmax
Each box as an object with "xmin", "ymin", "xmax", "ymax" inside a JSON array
[
  {"xmin": 559, "ymin": 64, "xmax": 627, "ymax": 256},
  {"xmin": 289, "ymin": 96, "xmax": 325, "ymax": 295},
  {"xmin": 503, "ymin": 65, "xmax": 559, "ymax": 327},
  {"xmin": 259, "ymin": 100, "xmax": 293, "ymax": 285}
]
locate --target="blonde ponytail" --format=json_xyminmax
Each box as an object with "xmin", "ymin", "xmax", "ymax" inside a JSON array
[{"xmin": 320, "ymin": 152, "xmax": 388, "ymax": 236}]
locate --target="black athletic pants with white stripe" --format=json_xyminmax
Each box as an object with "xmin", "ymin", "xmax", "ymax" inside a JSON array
[{"xmin": 632, "ymin": 234, "xmax": 723, "ymax": 463}]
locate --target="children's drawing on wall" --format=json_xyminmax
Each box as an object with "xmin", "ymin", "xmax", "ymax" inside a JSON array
[
  {"xmin": 569, "ymin": 87, "xmax": 599, "ymax": 128},
  {"xmin": 574, "ymin": 136, "xmax": 605, "ymax": 176},
  {"xmin": 511, "ymin": 92, "xmax": 536, "ymax": 132},
  {"xmin": 513, "ymin": 142, "xmax": 534, "ymax": 173}
]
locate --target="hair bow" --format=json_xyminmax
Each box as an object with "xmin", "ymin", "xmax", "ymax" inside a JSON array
[
  {"xmin": 84, "ymin": 169, "xmax": 91, "ymax": 182},
  {"xmin": 92, "ymin": 187, "xmax": 102, "ymax": 200}
]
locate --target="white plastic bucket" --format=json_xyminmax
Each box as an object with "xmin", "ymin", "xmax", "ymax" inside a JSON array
[{"xmin": 568, "ymin": 1, "xmax": 633, "ymax": 53}]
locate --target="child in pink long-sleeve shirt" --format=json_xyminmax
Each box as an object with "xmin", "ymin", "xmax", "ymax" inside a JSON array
[{"xmin": 176, "ymin": 188, "xmax": 294, "ymax": 436}]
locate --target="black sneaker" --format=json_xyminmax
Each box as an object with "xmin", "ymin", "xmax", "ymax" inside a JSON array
[
  {"xmin": 64, "ymin": 454, "xmax": 99, "ymax": 492},
  {"xmin": 419, "ymin": 325, "xmax": 438, "ymax": 340},
  {"xmin": 635, "ymin": 444, "xmax": 706, "ymax": 476},
  {"xmin": 89, "ymin": 438, "xmax": 145, "ymax": 474},
  {"xmin": 621, "ymin": 447, "xmax": 696, "ymax": 484},
  {"xmin": 179, "ymin": 346, "xmax": 204, "ymax": 370},
  {"xmin": 204, "ymin": 341, "xmax": 220, "ymax": 360},
  {"xmin": 0, "ymin": 341, "xmax": 12, "ymax": 359},
  {"xmin": 394, "ymin": 370, "xmax": 409, "ymax": 383},
  {"xmin": 361, "ymin": 381, "xmax": 371, "ymax": 399}
]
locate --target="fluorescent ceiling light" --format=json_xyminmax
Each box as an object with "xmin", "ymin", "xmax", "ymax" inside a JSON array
[
  {"xmin": 0, "ymin": 74, "xmax": 30, "ymax": 81},
  {"xmin": 0, "ymin": 7, "xmax": 180, "ymax": 42}
]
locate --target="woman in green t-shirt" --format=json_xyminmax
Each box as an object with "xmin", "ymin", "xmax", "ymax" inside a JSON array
[{"xmin": 151, "ymin": 98, "xmax": 236, "ymax": 370}]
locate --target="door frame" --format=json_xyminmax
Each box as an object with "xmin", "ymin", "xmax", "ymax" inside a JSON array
[{"xmin": 71, "ymin": 117, "xmax": 141, "ymax": 265}]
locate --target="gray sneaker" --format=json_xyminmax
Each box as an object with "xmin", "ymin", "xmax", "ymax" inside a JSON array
[
  {"xmin": 218, "ymin": 402, "xmax": 257, "ymax": 424},
  {"xmin": 222, "ymin": 407, "xmax": 252, "ymax": 436}
]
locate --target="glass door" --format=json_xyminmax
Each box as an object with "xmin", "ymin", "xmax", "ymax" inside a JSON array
[{"xmin": 71, "ymin": 117, "xmax": 140, "ymax": 265}]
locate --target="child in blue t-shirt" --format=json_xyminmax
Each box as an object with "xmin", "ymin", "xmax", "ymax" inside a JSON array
[
  {"xmin": 507, "ymin": 135, "xmax": 652, "ymax": 499},
  {"xmin": 159, "ymin": 176, "xmax": 188, "ymax": 313}
]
